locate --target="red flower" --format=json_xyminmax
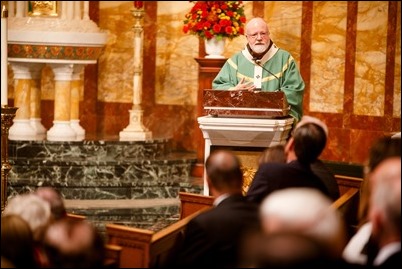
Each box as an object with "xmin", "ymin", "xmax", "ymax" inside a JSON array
[
  {"xmin": 195, "ymin": 22, "xmax": 203, "ymax": 30},
  {"xmin": 183, "ymin": 1, "xmax": 246, "ymax": 40},
  {"xmin": 204, "ymin": 31, "xmax": 213, "ymax": 39},
  {"xmin": 225, "ymin": 26, "xmax": 233, "ymax": 35},
  {"xmin": 219, "ymin": 19, "xmax": 231, "ymax": 27},
  {"xmin": 212, "ymin": 24, "xmax": 221, "ymax": 33}
]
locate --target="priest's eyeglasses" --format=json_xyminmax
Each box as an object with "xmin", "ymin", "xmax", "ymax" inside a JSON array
[{"xmin": 247, "ymin": 32, "xmax": 267, "ymax": 39}]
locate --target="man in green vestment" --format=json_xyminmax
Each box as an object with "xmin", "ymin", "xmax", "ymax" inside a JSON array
[{"xmin": 212, "ymin": 17, "xmax": 305, "ymax": 123}]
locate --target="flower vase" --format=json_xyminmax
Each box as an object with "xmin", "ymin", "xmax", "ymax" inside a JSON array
[{"xmin": 204, "ymin": 37, "xmax": 226, "ymax": 59}]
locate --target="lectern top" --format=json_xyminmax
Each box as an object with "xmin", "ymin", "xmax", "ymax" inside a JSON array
[{"xmin": 203, "ymin": 89, "xmax": 290, "ymax": 118}]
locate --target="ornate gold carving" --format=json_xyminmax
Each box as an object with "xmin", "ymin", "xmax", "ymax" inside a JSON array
[
  {"xmin": 28, "ymin": 1, "xmax": 58, "ymax": 17},
  {"xmin": 1, "ymin": 106, "xmax": 18, "ymax": 213},
  {"xmin": 241, "ymin": 166, "xmax": 256, "ymax": 196}
]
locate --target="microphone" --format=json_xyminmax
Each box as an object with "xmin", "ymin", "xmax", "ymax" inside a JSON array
[{"xmin": 253, "ymin": 58, "xmax": 281, "ymax": 91}]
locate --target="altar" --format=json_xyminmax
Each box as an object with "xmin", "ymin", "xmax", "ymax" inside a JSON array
[{"xmin": 198, "ymin": 90, "xmax": 294, "ymax": 195}]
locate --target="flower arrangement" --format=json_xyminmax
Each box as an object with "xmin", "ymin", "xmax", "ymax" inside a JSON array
[{"xmin": 182, "ymin": 1, "xmax": 246, "ymax": 40}]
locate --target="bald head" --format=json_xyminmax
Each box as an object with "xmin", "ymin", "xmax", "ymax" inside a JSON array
[
  {"xmin": 369, "ymin": 157, "xmax": 401, "ymax": 244},
  {"xmin": 205, "ymin": 150, "xmax": 243, "ymax": 193},
  {"xmin": 369, "ymin": 156, "xmax": 401, "ymax": 189},
  {"xmin": 245, "ymin": 17, "xmax": 269, "ymax": 34}
]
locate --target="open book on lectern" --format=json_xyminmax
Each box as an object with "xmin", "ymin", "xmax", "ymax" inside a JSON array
[{"xmin": 203, "ymin": 89, "xmax": 290, "ymax": 118}]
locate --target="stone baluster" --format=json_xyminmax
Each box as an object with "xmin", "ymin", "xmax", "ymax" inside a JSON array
[
  {"xmin": 47, "ymin": 63, "xmax": 76, "ymax": 141},
  {"xmin": 8, "ymin": 62, "xmax": 37, "ymax": 141},
  {"xmin": 8, "ymin": 1, "xmax": 15, "ymax": 17},
  {"xmin": 83, "ymin": 1, "xmax": 90, "ymax": 20},
  {"xmin": 15, "ymin": 1, "xmax": 24, "ymax": 17},
  {"xmin": 61, "ymin": 1, "xmax": 67, "ymax": 19},
  {"xmin": 30, "ymin": 64, "xmax": 47, "ymax": 140},
  {"xmin": 66, "ymin": 1, "xmax": 74, "ymax": 20},
  {"xmin": 70, "ymin": 64, "xmax": 85, "ymax": 141},
  {"xmin": 74, "ymin": 1, "xmax": 81, "ymax": 20}
]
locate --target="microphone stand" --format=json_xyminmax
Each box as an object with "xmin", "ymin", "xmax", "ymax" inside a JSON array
[{"xmin": 253, "ymin": 58, "xmax": 282, "ymax": 91}]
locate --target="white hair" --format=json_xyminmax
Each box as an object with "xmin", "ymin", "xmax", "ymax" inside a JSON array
[
  {"xmin": 260, "ymin": 188, "xmax": 346, "ymax": 258},
  {"xmin": 3, "ymin": 193, "xmax": 51, "ymax": 234}
]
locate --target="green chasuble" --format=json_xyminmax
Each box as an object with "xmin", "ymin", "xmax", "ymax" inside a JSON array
[{"xmin": 212, "ymin": 43, "xmax": 305, "ymax": 123}]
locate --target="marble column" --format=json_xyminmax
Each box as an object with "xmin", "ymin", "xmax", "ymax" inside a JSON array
[
  {"xmin": 47, "ymin": 63, "xmax": 76, "ymax": 141},
  {"xmin": 8, "ymin": 62, "xmax": 37, "ymax": 141},
  {"xmin": 30, "ymin": 63, "xmax": 46, "ymax": 140},
  {"xmin": 70, "ymin": 65, "xmax": 85, "ymax": 141}
]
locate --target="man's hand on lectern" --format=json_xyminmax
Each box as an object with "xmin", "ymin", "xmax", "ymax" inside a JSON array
[{"xmin": 232, "ymin": 78, "xmax": 256, "ymax": 92}]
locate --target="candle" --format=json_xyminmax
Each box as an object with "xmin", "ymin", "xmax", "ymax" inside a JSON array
[
  {"xmin": 1, "ymin": 5, "xmax": 8, "ymax": 106},
  {"xmin": 134, "ymin": 1, "xmax": 143, "ymax": 9}
]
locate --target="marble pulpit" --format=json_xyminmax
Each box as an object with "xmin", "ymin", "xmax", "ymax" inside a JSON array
[
  {"xmin": 198, "ymin": 90, "xmax": 294, "ymax": 195},
  {"xmin": 203, "ymin": 89, "xmax": 290, "ymax": 118}
]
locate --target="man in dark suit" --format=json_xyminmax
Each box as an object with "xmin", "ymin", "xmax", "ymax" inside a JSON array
[
  {"xmin": 174, "ymin": 150, "xmax": 260, "ymax": 268},
  {"xmin": 298, "ymin": 116, "xmax": 339, "ymax": 201},
  {"xmin": 246, "ymin": 116, "xmax": 331, "ymax": 204},
  {"xmin": 311, "ymin": 159, "xmax": 340, "ymax": 201}
]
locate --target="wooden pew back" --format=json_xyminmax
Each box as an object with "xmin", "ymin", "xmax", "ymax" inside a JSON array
[
  {"xmin": 104, "ymin": 244, "xmax": 123, "ymax": 268},
  {"xmin": 106, "ymin": 224, "xmax": 153, "ymax": 268},
  {"xmin": 335, "ymin": 174, "xmax": 363, "ymax": 196},
  {"xmin": 178, "ymin": 191, "xmax": 214, "ymax": 219},
  {"xmin": 106, "ymin": 207, "xmax": 210, "ymax": 268},
  {"xmin": 149, "ymin": 207, "xmax": 208, "ymax": 268},
  {"xmin": 332, "ymin": 176, "xmax": 363, "ymax": 239},
  {"xmin": 66, "ymin": 212, "xmax": 86, "ymax": 221}
]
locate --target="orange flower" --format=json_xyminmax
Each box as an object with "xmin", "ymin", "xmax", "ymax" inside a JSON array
[{"xmin": 182, "ymin": 1, "xmax": 246, "ymax": 40}]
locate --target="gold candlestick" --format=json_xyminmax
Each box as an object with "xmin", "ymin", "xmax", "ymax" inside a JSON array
[{"xmin": 1, "ymin": 105, "xmax": 18, "ymax": 213}]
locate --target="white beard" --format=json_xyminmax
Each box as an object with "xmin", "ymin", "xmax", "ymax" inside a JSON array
[{"xmin": 252, "ymin": 44, "xmax": 269, "ymax": 54}]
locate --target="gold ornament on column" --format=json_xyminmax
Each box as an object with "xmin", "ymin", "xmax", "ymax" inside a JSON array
[
  {"xmin": 1, "ymin": 106, "xmax": 18, "ymax": 213},
  {"xmin": 1, "ymin": 3, "xmax": 19, "ymax": 213}
]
